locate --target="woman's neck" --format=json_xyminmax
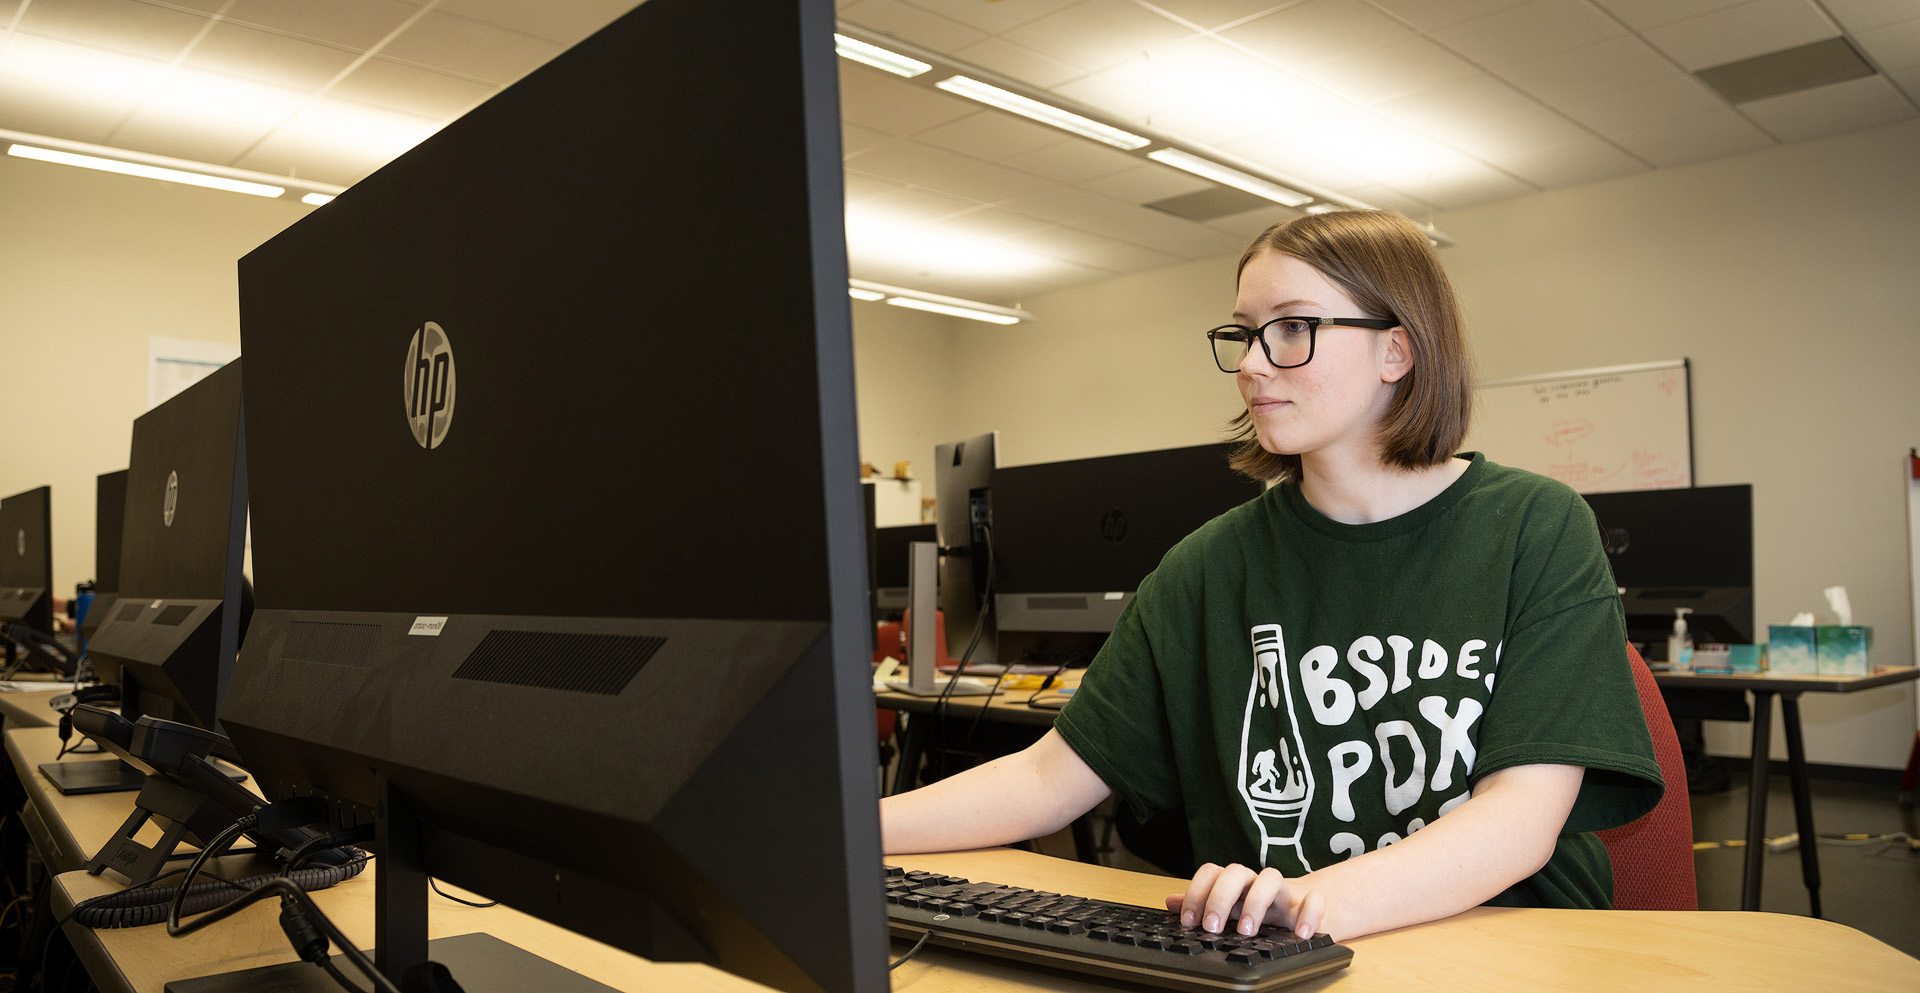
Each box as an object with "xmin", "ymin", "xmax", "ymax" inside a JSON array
[{"xmin": 1297, "ymin": 452, "xmax": 1470, "ymax": 525}]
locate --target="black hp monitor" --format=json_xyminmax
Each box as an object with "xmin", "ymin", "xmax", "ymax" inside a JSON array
[
  {"xmin": 0, "ymin": 484, "xmax": 66, "ymax": 673},
  {"xmin": 992, "ymin": 444, "xmax": 1263, "ymax": 633},
  {"xmin": 933, "ymin": 432, "xmax": 997, "ymax": 663},
  {"xmin": 1581, "ymin": 483, "xmax": 1754, "ymax": 652},
  {"xmin": 216, "ymin": 1, "xmax": 884, "ymax": 991},
  {"xmin": 57, "ymin": 363, "xmax": 248, "ymax": 794},
  {"xmin": 77, "ymin": 468, "xmax": 130, "ymax": 645}
]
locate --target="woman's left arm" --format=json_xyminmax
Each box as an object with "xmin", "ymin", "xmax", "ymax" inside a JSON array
[{"xmin": 1170, "ymin": 762, "xmax": 1585, "ymax": 941}]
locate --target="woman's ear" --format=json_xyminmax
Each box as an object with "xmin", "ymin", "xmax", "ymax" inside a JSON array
[{"xmin": 1380, "ymin": 327, "xmax": 1414, "ymax": 384}]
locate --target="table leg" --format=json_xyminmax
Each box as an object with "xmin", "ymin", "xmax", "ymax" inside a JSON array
[
  {"xmin": 1780, "ymin": 693, "xmax": 1822, "ymax": 918},
  {"xmin": 1741, "ymin": 690, "xmax": 1774, "ymax": 912}
]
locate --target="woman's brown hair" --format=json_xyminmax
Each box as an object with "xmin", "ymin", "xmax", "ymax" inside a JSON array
[{"xmin": 1226, "ymin": 210, "xmax": 1472, "ymax": 483}]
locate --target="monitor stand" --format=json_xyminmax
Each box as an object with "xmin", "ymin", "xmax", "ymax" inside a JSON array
[
  {"xmin": 164, "ymin": 932, "xmax": 621, "ymax": 993},
  {"xmin": 884, "ymin": 541, "xmax": 995, "ymax": 698},
  {"xmin": 38, "ymin": 757, "xmax": 146, "ymax": 795}
]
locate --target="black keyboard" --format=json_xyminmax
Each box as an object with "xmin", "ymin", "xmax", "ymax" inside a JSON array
[{"xmin": 885, "ymin": 866, "xmax": 1354, "ymax": 992}]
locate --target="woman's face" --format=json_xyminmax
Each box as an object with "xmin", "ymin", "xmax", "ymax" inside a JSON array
[{"xmin": 1231, "ymin": 250, "xmax": 1408, "ymax": 464}]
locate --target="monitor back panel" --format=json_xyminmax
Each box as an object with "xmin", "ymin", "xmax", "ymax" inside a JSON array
[
  {"xmin": 994, "ymin": 444, "xmax": 1262, "ymax": 632},
  {"xmin": 0, "ymin": 486, "xmax": 53, "ymax": 629}
]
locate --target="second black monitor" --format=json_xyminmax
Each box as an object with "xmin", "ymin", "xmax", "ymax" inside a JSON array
[{"xmin": 993, "ymin": 443, "xmax": 1263, "ymax": 633}]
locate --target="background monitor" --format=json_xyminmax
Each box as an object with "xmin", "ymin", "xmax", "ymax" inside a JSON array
[
  {"xmin": 77, "ymin": 468, "xmax": 130, "ymax": 645},
  {"xmin": 1581, "ymin": 483, "xmax": 1754, "ymax": 653},
  {"xmin": 872, "ymin": 523, "xmax": 937, "ymax": 615},
  {"xmin": 0, "ymin": 485, "xmax": 57, "ymax": 670},
  {"xmin": 217, "ymin": 0, "xmax": 885, "ymax": 991},
  {"xmin": 992, "ymin": 443, "xmax": 1263, "ymax": 633},
  {"xmin": 85, "ymin": 361, "xmax": 249, "ymax": 734},
  {"xmin": 933, "ymin": 431, "xmax": 997, "ymax": 664}
]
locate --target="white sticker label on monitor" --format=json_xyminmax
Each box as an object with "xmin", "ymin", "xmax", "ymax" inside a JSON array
[
  {"xmin": 1104, "ymin": 592, "xmax": 1125, "ymax": 601},
  {"xmin": 409, "ymin": 616, "xmax": 449, "ymax": 636}
]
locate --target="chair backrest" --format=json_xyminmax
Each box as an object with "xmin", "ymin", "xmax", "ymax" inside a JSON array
[{"xmin": 1596, "ymin": 642, "xmax": 1697, "ymax": 910}]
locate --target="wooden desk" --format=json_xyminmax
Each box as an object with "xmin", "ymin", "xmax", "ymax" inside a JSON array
[
  {"xmin": 1653, "ymin": 665, "xmax": 1919, "ymax": 915},
  {"xmin": 876, "ymin": 669, "xmax": 1082, "ymax": 793},
  {"xmin": 0, "ymin": 686, "xmax": 73, "ymax": 729},
  {"xmin": 7, "ymin": 725, "xmax": 155, "ymax": 873},
  {"xmin": 890, "ymin": 848, "xmax": 1920, "ymax": 993}
]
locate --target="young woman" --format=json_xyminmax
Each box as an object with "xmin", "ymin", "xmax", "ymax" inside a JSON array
[{"xmin": 880, "ymin": 209, "xmax": 1662, "ymax": 943}]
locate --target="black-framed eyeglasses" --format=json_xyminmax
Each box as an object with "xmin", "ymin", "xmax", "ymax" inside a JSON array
[{"xmin": 1205, "ymin": 316, "xmax": 1399, "ymax": 373}]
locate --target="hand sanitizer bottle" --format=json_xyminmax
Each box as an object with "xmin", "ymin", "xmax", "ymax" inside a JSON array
[{"xmin": 1668, "ymin": 607, "xmax": 1694, "ymax": 672}]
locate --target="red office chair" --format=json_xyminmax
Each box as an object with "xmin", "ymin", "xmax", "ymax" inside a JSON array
[{"xmin": 1596, "ymin": 643, "xmax": 1698, "ymax": 910}]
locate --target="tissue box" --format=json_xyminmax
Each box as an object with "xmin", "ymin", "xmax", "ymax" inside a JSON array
[
  {"xmin": 1728, "ymin": 644, "xmax": 1763, "ymax": 673},
  {"xmin": 1816, "ymin": 625, "xmax": 1872, "ymax": 675},
  {"xmin": 1767, "ymin": 626, "xmax": 1818, "ymax": 675}
]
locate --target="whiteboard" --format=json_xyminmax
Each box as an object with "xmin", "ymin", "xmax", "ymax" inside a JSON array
[{"xmin": 1465, "ymin": 359, "xmax": 1692, "ymax": 494}]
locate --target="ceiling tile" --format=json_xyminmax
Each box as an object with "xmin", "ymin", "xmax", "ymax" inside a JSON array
[
  {"xmin": 1432, "ymin": 0, "xmax": 1630, "ymax": 72},
  {"xmin": 1490, "ymin": 134, "xmax": 1650, "ymax": 187},
  {"xmin": 1737, "ymin": 73, "xmax": 1917, "ymax": 141},
  {"xmin": 935, "ymin": 206, "xmax": 1057, "ymax": 241},
  {"xmin": 1077, "ymin": 162, "xmax": 1213, "ymax": 204},
  {"xmin": 108, "ymin": 105, "xmax": 276, "ymax": 164},
  {"xmin": 1334, "ymin": 184, "xmax": 1434, "ymax": 215},
  {"xmin": 884, "ymin": 0, "xmax": 1084, "ymax": 35},
  {"xmin": 1010, "ymin": 222, "xmax": 1125, "ymax": 257},
  {"xmin": 1821, "ymin": 0, "xmax": 1920, "ymax": 32},
  {"xmin": 1403, "ymin": 159, "xmax": 1538, "ymax": 208},
  {"xmin": 947, "ymin": 36, "xmax": 1087, "ymax": 89},
  {"xmin": 1892, "ymin": 64, "xmax": 1920, "ymax": 103},
  {"xmin": 376, "ymin": 11, "xmax": 565, "ymax": 85},
  {"xmin": 841, "ymin": 122, "xmax": 895, "ymax": 157},
  {"xmin": 1222, "ymin": 0, "xmax": 1419, "ymax": 69},
  {"xmin": 1496, "ymin": 36, "xmax": 1683, "ymax": 103},
  {"xmin": 1854, "ymin": 16, "xmax": 1920, "ymax": 72},
  {"xmin": 841, "ymin": 172, "xmax": 903, "ymax": 204},
  {"xmin": 1204, "ymin": 206, "xmax": 1298, "ymax": 239},
  {"xmin": 999, "ymin": 137, "xmax": 1142, "ymax": 183},
  {"xmin": 1146, "ymin": 0, "xmax": 1294, "ymax": 32},
  {"xmin": 1069, "ymin": 203, "xmax": 1216, "ymax": 246},
  {"xmin": 0, "ymin": 74, "xmax": 134, "ymax": 141},
  {"xmin": 847, "ymin": 139, "xmax": 1061, "ymax": 202},
  {"xmin": 999, "ymin": 0, "xmax": 1199, "ymax": 74},
  {"xmin": 1590, "ymin": 0, "xmax": 1752, "ymax": 32},
  {"xmin": 912, "ymin": 110, "xmax": 1069, "ymax": 161},
  {"xmin": 431, "ymin": 0, "xmax": 636, "ymax": 45},
  {"xmin": 1546, "ymin": 72, "xmax": 1727, "ymax": 133},
  {"xmin": 1641, "ymin": 0, "xmax": 1841, "ymax": 72},
  {"xmin": 840, "ymin": 77, "xmax": 977, "ymax": 135},
  {"xmin": 236, "ymin": 126, "xmax": 406, "ymax": 185},
  {"xmin": 1605, "ymin": 107, "xmax": 1775, "ymax": 166},
  {"xmin": 225, "ymin": 0, "xmax": 421, "ymax": 51},
  {"xmin": 837, "ymin": 60, "xmax": 890, "ymax": 95},
  {"xmin": 1056, "ymin": 238, "xmax": 1186, "ymax": 274},
  {"xmin": 328, "ymin": 58, "xmax": 499, "ymax": 120},
  {"xmin": 1377, "ymin": 75, "xmax": 1594, "ymax": 158},
  {"xmin": 19, "ymin": 0, "xmax": 211, "ymax": 60},
  {"xmin": 838, "ymin": 0, "xmax": 987, "ymax": 52},
  {"xmin": 854, "ymin": 182, "xmax": 984, "ymax": 222},
  {"xmin": 1308, "ymin": 34, "xmax": 1484, "ymax": 105},
  {"xmin": 991, "ymin": 183, "xmax": 1134, "ymax": 224},
  {"xmin": 1364, "ymin": 0, "xmax": 1532, "ymax": 32},
  {"xmin": 182, "ymin": 21, "xmax": 359, "ymax": 90}
]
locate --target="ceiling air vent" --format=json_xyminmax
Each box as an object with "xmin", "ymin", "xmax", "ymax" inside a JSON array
[{"xmin": 1694, "ymin": 36, "xmax": 1877, "ymax": 105}]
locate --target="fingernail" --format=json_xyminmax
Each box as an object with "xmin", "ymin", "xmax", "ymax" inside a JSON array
[
  {"xmin": 1297, "ymin": 924, "xmax": 1313, "ymax": 939},
  {"xmin": 1203, "ymin": 914, "xmax": 1219, "ymax": 932},
  {"xmin": 1240, "ymin": 918, "xmax": 1256, "ymax": 936},
  {"xmin": 1181, "ymin": 911, "xmax": 1193, "ymax": 928}
]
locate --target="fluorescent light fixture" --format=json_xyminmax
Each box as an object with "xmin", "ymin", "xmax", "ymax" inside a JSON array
[
  {"xmin": 935, "ymin": 76, "xmax": 1149, "ymax": 151},
  {"xmin": 301, "ymin": 193, "xmax": 336, "ymax": 206},
  {"xmin": 1147, "ymin": 148, "xmax": 1312, "ymax": 207},
  {"xmin": 834, "ymin": 34, "xmax": 930, "ymax": 77},
  {"xmin": 7, "ymin": 144, "xmax": 285, "ymax": 198},
  {"xmin": 850, "ymin": 279, "xmax": 1033, "ymax": 325},
  {"xmin": 886, "ymin": 296, "xmax": 1020, "ymax": 325},
  {"xmin": 1304, "ymin": 203, "xmax": 1345, "ymax": 214}
]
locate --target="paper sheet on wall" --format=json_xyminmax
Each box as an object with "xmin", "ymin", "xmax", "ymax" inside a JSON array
[{"xmin": 147, "ymin": 336, "xmax": 240, "ymax": 410}]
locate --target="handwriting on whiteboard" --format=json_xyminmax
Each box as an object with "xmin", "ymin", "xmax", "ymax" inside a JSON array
[{"xmin": 1546, "ymin": 449, "xmax": 1688, "ymax": 491}]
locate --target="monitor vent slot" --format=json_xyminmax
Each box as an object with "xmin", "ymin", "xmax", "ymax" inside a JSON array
[
  {"xmin": 282, "ymin": 621, "xmax": 382, "ymax": 668},
  {"xmin": 152, "ymin": 605, "xmax": 196, "ymax": 626},
  {"xmin": 452, "ymin": 631, "xmax": 665, "ymax": 695},
  {"xmin": 1026, "ymin": 596, "xmax": 1088, "ymax": 611},
  {"xmin": 116, "ymin": 602, "xmax": 145, "ymax": 622}
]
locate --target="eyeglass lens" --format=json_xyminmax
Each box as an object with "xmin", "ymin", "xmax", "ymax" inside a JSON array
[{"xmin": 1213, "ymin": 319, "xmax": 1313, "ymax": 372}]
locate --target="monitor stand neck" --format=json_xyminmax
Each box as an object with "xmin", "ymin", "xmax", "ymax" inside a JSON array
[{"xmin": 375, "ymin": 773, "xmax": 430, "ymax": 981}]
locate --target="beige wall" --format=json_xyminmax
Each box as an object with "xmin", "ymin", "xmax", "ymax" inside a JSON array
[{"xmin": 916, "ymin": 119, "xmax": 1920, "ymax": 770}]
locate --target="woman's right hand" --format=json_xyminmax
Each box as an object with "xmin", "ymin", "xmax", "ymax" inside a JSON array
[{"xmin": 1167, "ymin": 862, "xmax": 1324, "ymax": 940}]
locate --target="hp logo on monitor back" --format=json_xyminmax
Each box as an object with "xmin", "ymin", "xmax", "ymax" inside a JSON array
[
  {"xmin": 1101, "ymin": 508, "xmax": 1128, "ymax": 543},
  {"xmin": 405, "ymin": 322, "xmax": 457, "ymax": 449},
  {"xmin": 13, "ymin": 530, "xmax": 21, "ymax": 556},
  {"xmin": 163, "ymin": 471, "xmax": 178, "ymax": 527}
]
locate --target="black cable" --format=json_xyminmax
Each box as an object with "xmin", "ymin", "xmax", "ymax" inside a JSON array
[
  {"xmin": 931, "ymin": 523, "xmax": 995, "ymax": 769},
  {"xmin": 429, "ymin": 878, "xmax": 498, "ymax": 908},
  {"xmin": 889, "ymin": 929, "xmax": 933, "ymax": 971}
]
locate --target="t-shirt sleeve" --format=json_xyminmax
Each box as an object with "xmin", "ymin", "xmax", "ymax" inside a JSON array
[
  {"xmin": 1473, "ymin": 487, "xmax": 1665, "ymax": 835},
  {"xmin": 1054, "ymin": 564, "xmax": 1187, "ymax": 820}
]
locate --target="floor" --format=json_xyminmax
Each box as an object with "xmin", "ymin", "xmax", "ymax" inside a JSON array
[{"xmin": 1056, "ymin": 773, "xmax": 1920, "ymax": 961}]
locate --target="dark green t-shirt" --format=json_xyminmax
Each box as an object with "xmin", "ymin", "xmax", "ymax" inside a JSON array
[{"xmin": 1054, "ymin": 453, "xmax": 1664, "ymax": 909}]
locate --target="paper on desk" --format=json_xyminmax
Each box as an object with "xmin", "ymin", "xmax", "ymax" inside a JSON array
[{"xmin": 0, "ymin": 680, "xmax": 59, "ymax": 692}]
